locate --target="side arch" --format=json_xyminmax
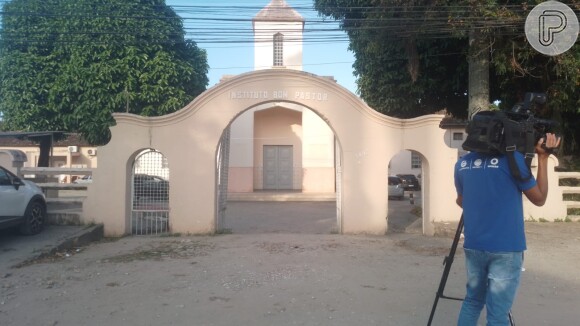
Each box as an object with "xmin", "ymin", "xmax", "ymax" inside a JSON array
[{"xmin": 131, "ymin": 149, "xmax": 170, "ymax": 235}]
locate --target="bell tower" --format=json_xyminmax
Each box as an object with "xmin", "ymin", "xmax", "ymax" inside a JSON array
[{"xmin": 253, "ymin": 0, "xmax": 304, "ymax": 70}]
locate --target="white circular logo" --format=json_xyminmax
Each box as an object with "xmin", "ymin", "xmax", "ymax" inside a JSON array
[
  {"xmin": 490, "ymin": 158, "xmax": 499, "ymax": 165},
  {"xmin": 461, "ymin": 161, "xmax": 467, "ymax": 168},
  {"xmin": 474, "ymin": 159, "xmax": 482, "ymax": 167},
  {"xmin": 525, "ymin": 1, "xmax": 579, "ymax": 56}
]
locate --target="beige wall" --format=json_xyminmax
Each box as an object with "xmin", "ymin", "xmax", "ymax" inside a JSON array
[
  {"xmin": 302, "ymin": 108, "xmax": 335, "ymax": 192},
  {"xmin": 83, "ymin": 69, "xmax": 568, "ymax": 236},
  {"xmin": 81, "ymin": 69, "xmax": 468, "ymax": 236}
]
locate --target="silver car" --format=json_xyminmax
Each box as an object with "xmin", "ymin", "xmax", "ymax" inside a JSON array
[{"xmin": 388, "ymin": 176, "xmax": 405, "ymax": 200}]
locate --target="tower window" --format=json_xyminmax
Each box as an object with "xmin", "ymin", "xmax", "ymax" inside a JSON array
[
  {"xmin": 273, "ymin": 33, "xmax": 283, "ymax": 66},
  {"xmin": 411, "ymin": 151, "xmax": 422, "ymax": 169}
]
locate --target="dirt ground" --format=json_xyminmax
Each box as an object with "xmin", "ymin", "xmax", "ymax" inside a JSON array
[{"xmin": 1, "ymin": 206, "xmax": 579, "ymax": 326}]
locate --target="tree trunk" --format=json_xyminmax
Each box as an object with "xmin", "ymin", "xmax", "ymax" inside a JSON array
[
  {"xmin": 468, "ymin": 28, "xmax": 490, "ymax": 120},
  {"xmin": 37, "ymin": 136, "xmax": 52, "ymax": 167}
]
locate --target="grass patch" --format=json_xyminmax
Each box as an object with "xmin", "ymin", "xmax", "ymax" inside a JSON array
[
  {"xmin": 563, "ymin": 194, "xmax": 580, "ymax": 201},
  {"xmin": 159, "ymin": 232, "xmax": 182, "ymax": 237},
  {"xmin": 410, "ymin": 206, "xmax": 422, "ymax": 217},
  {"xmin": 538, "ymin": 218, "xmax": 549, "ymax": 223},
  {"xmin": 560, "ymin": 178, "xmax": 580, "ymax": 187},
  {"xmin": 557, "ymin": 155, "xmax": 580, "ymax": 172},
  {"xmin": 105, "ymin": 240, "xmax": 213, "ymax": 263},
  {"xmin": 568, "ymin": 208, "xmax": 580, "ymax": 215}
]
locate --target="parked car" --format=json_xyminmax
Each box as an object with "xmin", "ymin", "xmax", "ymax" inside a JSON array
[
  {"xmin": 73, "ymin": 175, "xmax": 92, "ymax": 184},
  {"xmin": 388, "ymin": 176, "xmax": 405, "ymax": 200},
  {"xmin": 396, "ymin": 174, "xmax": 421, "ymax": 191},
  {"xmin": 0, "ymin": 165, "xmax": 47, "ymax": 235},
  {"xmin": 133, "ymin": 174, "xmax": 169, "ymax": 200}
]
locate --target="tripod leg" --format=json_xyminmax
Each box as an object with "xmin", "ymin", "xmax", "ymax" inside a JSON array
[
  {"xmin": 426, "ymin": 215, "xmax": 464, "ymax": 326},
  {"xmin": 509, "ymin": 311, "xmax": 515, "ymax": 326},
  {"xmin": 426, "ymin": 295, "xmax": 440, "ymax": 326}
]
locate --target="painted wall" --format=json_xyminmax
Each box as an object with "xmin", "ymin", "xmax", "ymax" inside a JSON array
[
  {"xmin": 301, "ymin": 109, "xmax": 335, "ymax": 192},
  {"xmin": 83, "ymin": 69, "xmax": 465, "ymax": 237},
  {"xmin": 388, "ymin": 129, "xmax": 467, "ymax": 177},
  {"xmin": 228, "ymin": 109, "xmax": 255, "ymax": 192}
]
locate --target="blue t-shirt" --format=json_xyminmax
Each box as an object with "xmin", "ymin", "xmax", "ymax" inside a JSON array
[{"xmin": 454, "ymin": 152, "xmax": 537, "ymax": 252}]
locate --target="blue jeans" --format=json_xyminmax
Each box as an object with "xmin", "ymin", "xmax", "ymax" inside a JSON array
[{"xmin": 457, "ymin": 249, "xmax": 523, "ymax": 326}]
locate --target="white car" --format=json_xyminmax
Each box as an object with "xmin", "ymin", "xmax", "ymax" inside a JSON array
[{"xmin": 0, "ymin": 165, "xmax": 47, "ymax": 235}]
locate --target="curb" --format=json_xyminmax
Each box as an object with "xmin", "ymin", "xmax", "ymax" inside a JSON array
[
  {"xmin": 51, "ymin": 224, "xmax": 104, "ymax": 252},
  {"xmin": 12, "ymin": 224, "xmax": 104, "ymax": 268}
]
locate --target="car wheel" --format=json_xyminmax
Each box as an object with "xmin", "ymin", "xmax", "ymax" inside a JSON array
[{"xmin": 19, "ymin": 200, "xmax": 46, "ymax": 235}]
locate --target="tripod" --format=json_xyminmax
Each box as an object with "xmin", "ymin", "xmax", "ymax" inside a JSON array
[{"xmin": 426, "ymin": 214, "xmax": 515, "ymax": 326}]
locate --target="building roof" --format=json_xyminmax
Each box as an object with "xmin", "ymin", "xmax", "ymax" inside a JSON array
[
  {"xmin": 0, "ymin": 132, "xmax": 91, "ymax": 147},
  {"xmin": 439, "ymin": 116, "xmax": 468, "ymax": 129},
  {"xmin": 253, "ymin": 0, "xmax": 304, "ymax": 22}
]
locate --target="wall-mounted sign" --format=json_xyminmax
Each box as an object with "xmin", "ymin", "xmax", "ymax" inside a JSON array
[{"xmin": 229, "ymin": 90, "xmax": 328, "ymax": 101}]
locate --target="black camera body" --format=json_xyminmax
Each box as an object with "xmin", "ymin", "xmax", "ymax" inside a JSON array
[{"xmin": 462, "ymin": 92, "xmax": 558, "ymax": 157}]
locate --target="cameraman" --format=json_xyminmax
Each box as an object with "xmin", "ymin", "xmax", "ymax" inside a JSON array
[{"xmin": 454, "ymin": 133, "xmax": 560, "ymax": 326}]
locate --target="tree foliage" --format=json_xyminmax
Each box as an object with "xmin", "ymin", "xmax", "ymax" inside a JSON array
[
  {"xmin": 0, "ymin": 0, "xmax": 209, "ymax": 145},
  {"xmin": 314, "ymin": 0, "xmax": 580, "ymax": 154},
  {"xmin": 314, "ymin": 0, "xmax": 469, "ymax": 118}
]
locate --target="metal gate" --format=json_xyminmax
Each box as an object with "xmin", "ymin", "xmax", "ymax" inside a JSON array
[
  {"xmin": 131, "ymin": 149, "xmax": 170, "ymax": 235},
  {"xmin": 335, "ymin": 138, "xmax": 342, "ymax": 233},
  {"xmin": 216, "ymin": 128, "xmax": 230, "ymax": 232}
]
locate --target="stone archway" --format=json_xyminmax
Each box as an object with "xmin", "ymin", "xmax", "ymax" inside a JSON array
[
  {"xmin": 215, "ymin": 101, "xmax": 342, "ymax": 234},
  {"xmin": 83, "ymin": 69, "xmax": 462, "ymax": 236}
]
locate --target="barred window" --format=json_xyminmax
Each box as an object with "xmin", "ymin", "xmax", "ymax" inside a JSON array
[
  {"xmin": 453, "ymin": 132, "xmax": 464, "ymax": 141},
  {"xmin": 411, "ymin": 152, "xmax": 422, "ymax": 169},
  {"xmin": 273, "ymin": 33, "xmax": 283, "ymax": 66}
]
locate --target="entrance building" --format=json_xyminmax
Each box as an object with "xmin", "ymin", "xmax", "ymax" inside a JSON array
[{"xmin": 83, "ymin": 0, "xmax": 466, "ymax": 236}]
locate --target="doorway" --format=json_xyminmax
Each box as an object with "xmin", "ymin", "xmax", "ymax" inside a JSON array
[{"xmin": 263, "ymin": 145, "xmax": 293, "ymax": 190}]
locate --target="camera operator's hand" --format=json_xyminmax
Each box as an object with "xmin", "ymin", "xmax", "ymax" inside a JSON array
[
  {"xmin": 535, "ymin": 133, "xmax": 561, "ymax": 157},
  {"xmin": 525, "ymin": 133, "xmax": 561, "ymax": 207}
]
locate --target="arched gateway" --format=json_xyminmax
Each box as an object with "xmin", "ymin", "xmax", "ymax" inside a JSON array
[{"xmin": 83, "ymin": 69, "xmax": 462, "ymax": 236}]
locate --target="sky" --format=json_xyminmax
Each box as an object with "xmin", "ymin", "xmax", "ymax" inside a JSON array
[{"xmin": 165, "ymin": 0, "xmax": 358, "ymax": 94}]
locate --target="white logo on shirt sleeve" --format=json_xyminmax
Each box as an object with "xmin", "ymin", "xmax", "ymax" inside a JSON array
[{"xmin": 487, "ymin": 157, "xmax": 500, "ymax": 169}]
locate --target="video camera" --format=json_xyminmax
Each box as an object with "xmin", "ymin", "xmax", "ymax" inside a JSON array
[
  {"xmin": 462, "ymin": 92, "xmax": 559, "ymax": 181},
  {"xmin": 462, "ymin": 92, "xmax": 559, "ymax": 157}
]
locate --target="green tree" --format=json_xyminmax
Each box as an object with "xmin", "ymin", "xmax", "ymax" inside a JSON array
[
  {"xmin": 315, "ymin": 0, "xmax": 469, "ymax": 118},
  {"xmin": 314, "ymin": 0, "xmax": 580, "ymax": 155},
  {"xmin": 0, "ymin": 0, "xmax": 209, "ymax": 145}
]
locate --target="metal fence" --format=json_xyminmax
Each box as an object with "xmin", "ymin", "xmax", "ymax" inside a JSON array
[{"xmin": 131, "ymin": 149, "xmax": 170, "ymax": 235}]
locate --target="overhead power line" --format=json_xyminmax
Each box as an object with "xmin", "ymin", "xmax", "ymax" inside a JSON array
[{"xmin": 0, "ymin": 1, "xmax": 557, "ymax": 48}]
